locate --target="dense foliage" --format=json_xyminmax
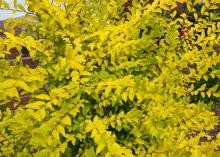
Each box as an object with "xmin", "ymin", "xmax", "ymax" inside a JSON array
[{"xmin": 0, "ymin": 0, "xmax": 220, "ymax": 156}]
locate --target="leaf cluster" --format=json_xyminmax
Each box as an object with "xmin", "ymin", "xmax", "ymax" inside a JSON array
[{"xmin": 0, "ymin": 0, "xmax": 220, "ymax": 157}]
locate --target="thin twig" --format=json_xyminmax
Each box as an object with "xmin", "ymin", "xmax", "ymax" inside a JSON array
[
  {"xmin": 0, "ymin": 7, "xmax": 35, "ymax": 16},
  {"xmin": 63, "ymin": 0, "xmax": 72, "ymax": 31},
  {"xmin": 40, "ymin": 8, "xmax": 75, "ymax": 48},
  {"xmin": 66, "ymin": 0, "xmax": 81, "ymax": 17}
]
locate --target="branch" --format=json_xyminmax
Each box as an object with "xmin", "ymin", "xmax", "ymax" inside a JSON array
[
  {"xmin": 63, "ymin": 0, "xmax": 72, "ymax": 31},
  {"xmin": 66, "ymin": 0, "xmax": 82, "ymax": 17},
  {"xmin": 0, "ymin": 7, "xmax": 35, "ymax": 16},
  {"xmin": 40, "ymin": 8, "xmax": 75, "ymax": 48}
]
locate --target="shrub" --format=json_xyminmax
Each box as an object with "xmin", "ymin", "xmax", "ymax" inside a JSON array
[{"xmin": 0, "ymin": 0, "xmax": 220, "ymax": 156}]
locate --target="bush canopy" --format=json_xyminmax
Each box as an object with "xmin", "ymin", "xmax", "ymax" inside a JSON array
[{"xmin": 0, "ymin": 0, "xmax": 220, "ymax": 156}]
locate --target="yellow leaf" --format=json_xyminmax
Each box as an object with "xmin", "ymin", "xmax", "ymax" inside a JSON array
[
  {"xmin": 16, "ymin": 80, "xmax": 30, "ymax": 92},
  {"xmin": 208, "ymin": 84, "xmax": 218, "ymax": 93},
  {"xmin": 154, "ymin": 8, "xmax": 162, "ymax": 13},
  {"xmin": 104, "ymin": 86, "xmax": 112, "ymax": 97},
  {"xmin": 121, "ymin": 92, "xmax": 128, "ymax": 101},
  {"xmin": 201, "ymin": 92, "xmax": 206, "ymax": 98},
  {"xmin": 201, "ymin": 5, "xmax": 206, "ymax": 14},
  {"xmin": 148, "ymin": 146, "xmax": 155, "ymax": 153},
  {"xmin": 204, "ymin": 0, "xmax": 210, "ymax": 7},
  {"xmin": 128, "ymin": 88, "xmax": 135, "ymax": 101},
  {"xmin": 52, "ymin": 99, "xmax": 59, "ymax": 105},
  {"xmin": 171, "ymin": 10, "xmax": 177, "ymax": 18},
  {"xmin": 61, "ymin": 115, "xmax": 72, "ymax": 125},
  {"xmin": 36, "ymin": 109, "xmax": 46, "ymax": 121},
  {"xmin": 213, "ymin": 93, "xmax": 220, "ymax": 97},
  {"xmin": 80, "ymin": 78, "xmax": 90, "ymax": 83},
  {"xmin": 46, "ymin": 102, "xmax": 53, "ymax": 109},
  {"xmin": 85, "ymin": 120, "xmax": 94, "ymax": 132},
  {"xmin": 57, "ymin": 125, "xmax": 65, "ymax": 135},
  {"xmin": 52, "ymin": 130, "xmax": 60, "ymax": 141},
  {"xmin": 70, "ymin": 62, "xmax": 85, "ymax": 71},
  {"xmin": 96, "ymin": 144, "xmax": 105, "ymax": 154},
  {"xmin": 211, "ymin": 73, "xmax": 216, "ymax": 79},
  {"xmin": 59, "ymin": 142, "xmax": 68, "ymax": 153},
  {"xmin": 203, "ymin": 75, "xmax": 208, "ymax": 81},
  {"xmin": 194, "ymin": 13, "xmax": 198, "ymax": 20},
  {"xmin": 0, "ymin": 79, "xmax": 15, "ymax": 89},
  {"xmin": 80, "ymin": 71, "xmax": 91, "ymax": 76},
  {"xmin": 209, "ymin": 5, "xmax": 218, "ymax": 10},
  {"xmin": 17, "ymin": 4, "xmax": 25, "ymax": 12},
  {"xmin": 35, "ymin": 94, "xmax": 50, "ymax": 100},
  {"xmin": 105, "ymin": 152, "xmax": 111, "ymax": 157},
  {"xmin": 206, "ymin": 92, "xmax": 211, "ymax": 98},
  {"xmin": 198, "ymin": 84, "xmax": 206, "ymax": 92},
  {"xmin": 5, "ymin": 87, "xmax": 19, "ymax": 98},
  {"xmin": 46, "ymin": 136, "xmax": 52, "ymax": 146},
  {"xmin": 74, "ymin": 55, "xmax": 85, "ymax": 63},
  {"xmin": 136, "ymin": 92, "xmax": 143, "ymax": 102},
  {"xmin": 26, "ymin": 101, "xmax": 45, "ymax": 109}
]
